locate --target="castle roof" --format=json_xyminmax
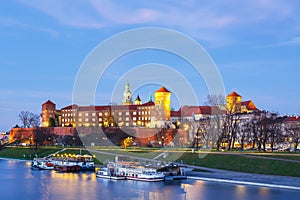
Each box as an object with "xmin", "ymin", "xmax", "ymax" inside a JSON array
[
  {"xmin": 155, "ymin": 87, "xmax": 170, "ymax": 93},
  {"xmin": 135, "ymin": 95, "xmax": 141, "ymax": 101},
  {"xmin": 61, "ymin": 104, "xmax": 79, "ymax": 110},
  {"xmin": 241, "ymin": 100, "xmax": 259, "ymax": 111},
  {"xmin": 177, "ymin": 105, "xmax": 225, "ymax": 116},
  {"xmin": 141, "ymin": 101, "xmax": 155, "ymax": 106},
  {"xmin": 286, "ymin": 116, "xmax": 300, "ymax": 123},
  {"xmin": 42, "ymin": 100, "xmax": 55, "ymax": 106},
  {"xmin": 227, "ymin": 91, "xmax": 241, "ymax": 97}
]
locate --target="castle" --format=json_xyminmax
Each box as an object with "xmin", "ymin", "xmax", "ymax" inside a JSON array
[
  {"xmin": 41, "ymin": 83, "xmax": 172, "ymax": 128},
  {"xmin": 41, "ymin": 83, "xmax": 259, "ymax": 128}
]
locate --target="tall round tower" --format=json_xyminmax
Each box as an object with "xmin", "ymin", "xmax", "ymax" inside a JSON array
[{"xmin": 154, "ymin": 87, "xmax": 171, "ymax": 120}]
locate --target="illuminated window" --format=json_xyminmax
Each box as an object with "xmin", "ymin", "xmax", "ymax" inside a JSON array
[
  {"xmin": 133, "ymin": 112, "xmax": 136, "ymax": 115},
  {"xmin": 99, "ymin": 112, "xmax": 102, "ymax": 116},
  {"xmin": 79, "ymin": 118, "xmax": 82, "ymax": 122},
  {"xmin": 119, "ymin": 112, "xmax": 122, "ymax": 116},
  {"xmin": 125, "ymin": 122, "xmax": 129, "ymax": 126},
  {"xmin": 92, "ymin": 113, "xmax": 96, "ymax": 116},
  {"xmin": 133, "ymin": 117, "xmax": 136, "ymax": 121},
  {"xmin": 126, "ymin": 117, "xmax": 129, "ymax": 121},
  {"xmin": 92, "ymin": 118, "xmax": 95, "ymax": 122},
  {"xmin": 85, "ymin": 113, "xmax": 89, "ymax": 116},
  {"xmin": 79, "ymin": 113, "xmax": 82, "ymax": 117},
  {"xmin": 85, "ymin": 118, "xmax": 89, "ymax": 122},
  {"xmin": 126, "ymin": 112, "xmax": 129, "ymax": 115}
]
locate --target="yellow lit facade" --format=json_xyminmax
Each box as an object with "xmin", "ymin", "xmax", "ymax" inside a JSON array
[
  {"xmin": 154, "ymin": 87, "xmax": 171, "ymax": 120},
  {"xmin": 226, "ymin": 91, "xmax": 242, "ymax": 114}
]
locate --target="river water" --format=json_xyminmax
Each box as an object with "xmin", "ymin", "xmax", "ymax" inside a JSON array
[{"xmin": 0, "ymin": 159, "xmax": 299, "ymax": 200}]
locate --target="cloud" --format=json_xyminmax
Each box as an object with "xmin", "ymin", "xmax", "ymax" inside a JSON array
[
  {"xmin": 16, "ymin": 0, "xmax": 300, "ymax": 46},
  {"xmin": 277, "ymin": 36, "xmax": 300, "ymax": 46},
  {"xmin": 17, "ymin": 0, "xmax": 104, "ymax": 29},
  {"xmin": 0, "ymin": 17, "xmax": 59, "ymax": 36}
]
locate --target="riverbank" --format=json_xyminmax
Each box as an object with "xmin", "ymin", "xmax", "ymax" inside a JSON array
[{"xmin": 186, "ymin": 168, "xmax": 300, "ymax": 190}]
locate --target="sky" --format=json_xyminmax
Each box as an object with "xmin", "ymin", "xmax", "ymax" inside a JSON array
[{"xmin": 1, "ymin": 0, "xmax": 300, "ymax": 131}]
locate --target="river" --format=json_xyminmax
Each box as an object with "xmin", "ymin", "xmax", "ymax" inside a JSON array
[{"xmin": 0, "ymin": 159, "xmax": 299, "ymax": 200}]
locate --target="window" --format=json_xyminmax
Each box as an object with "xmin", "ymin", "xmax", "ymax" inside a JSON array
[
  {"xmin": 133, "ymin": 111, "xmax": 136, "ymax": 115},
  {"xmin": 79, "ymin": 118, "xmax": 82, "ymax": 122},
  {"xmin": 85, "ymin": 118, "xmax": 89, "ymax": 122},
  {"xmin": 92, "ymin": 113, "xmax": 96, "ymax": 116},
  {"xmin": 119, "ymin": 112, "xmax": 122, "ymax": 116},
  {"xmin": 85, "ymin": 113, "xmax": 89, "ymax": 117},
  {"xmin": 99, "ymin": 112, "xmax": 102, "ymax": 116},
  {"xmin": 133, "ymin": 117, "xmax": 136, "ymax": 121},
  {"xmin": 126, "ymin": 117, "xmax": 129, "ymax": 121},
  {"xmin": 126, "ymin": 112, "xmax": 129, "ymax": 115},
  {"xmin": 92, "ymin": 118, "xmax": 95, "ymax": 122},
  {"xmin": 79, "ymin": 113, "xmax": 82, "ymax": 117},
  {"xmin": 125, "ymin": 122, "xmax": 129, "ymax": 126}
]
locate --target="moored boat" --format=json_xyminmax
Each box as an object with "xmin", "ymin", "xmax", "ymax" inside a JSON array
[
  {"xmin": 96, "ymin": 167, "xmax": 126, "ymax": 180},
  {"xmin": 118, "ymin": 164, "xmax": 165, "ymax": 182},
  {"xmin": 31, "ymin": 158, "xmax": 55, "ymax": 170}
]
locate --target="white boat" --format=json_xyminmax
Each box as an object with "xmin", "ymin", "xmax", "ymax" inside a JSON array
[
  {"xmin": 119, "ymin": 166, "xmax": 165, "ymax": 182},
  {"xmin": 96, "ymin": 167, "xmax": 125, "ymax": 180},
  {"xmin": 31, "ymin": 158, "xmax": 55, "ymax": 170}
]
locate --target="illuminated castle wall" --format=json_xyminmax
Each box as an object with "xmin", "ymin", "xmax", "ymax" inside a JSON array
[{"xmin": 154, "ymin": 87, "xmax": 171, "ymax": 120}]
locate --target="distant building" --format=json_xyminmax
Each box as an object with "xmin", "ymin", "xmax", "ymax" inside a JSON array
[{"xmin": 226, "ymin": 91, "xmax": 259, "ymax": 114}]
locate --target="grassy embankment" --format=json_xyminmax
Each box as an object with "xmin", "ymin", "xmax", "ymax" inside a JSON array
[
  {"xmin": 178, "ymin": 152, "xmax": 300, "ymax": 177},
  {"xmin": 0, "ymin": 146, "xmax": 62, "ymax": 160}
]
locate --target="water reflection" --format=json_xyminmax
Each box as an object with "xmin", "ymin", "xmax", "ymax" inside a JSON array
[{"xmin": 1, "ymin": 160, "xmax": 300, "ymax": 200}]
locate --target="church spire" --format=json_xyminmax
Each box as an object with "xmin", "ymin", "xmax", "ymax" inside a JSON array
[{"xmin": 122, "ymin": 82, "xmax": 133, "ymax": 105}]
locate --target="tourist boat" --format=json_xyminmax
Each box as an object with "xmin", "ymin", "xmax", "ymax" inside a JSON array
[
  {"xmin": 96, "ymin": 166, "xmax": 125, "ymax": 180},
  {"xmin": 52, "ymin": 154, "xmax": 95, "ymax": 172},
  {"xmin": 118, "ymin": 165, "xmax": 165, "ymax": 182},
  {"xmin": 31, "ymin": 158, "xmax": 55, "ymax": 170}
]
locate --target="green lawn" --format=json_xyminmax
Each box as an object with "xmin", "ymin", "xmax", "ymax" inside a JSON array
[
  {"xmin": 177, "ymin": 152, "xmax": 300, "ymax": 177},
  {"xmin": 0, "ymin": 146, "xmax": 62, "ymax": 160}
]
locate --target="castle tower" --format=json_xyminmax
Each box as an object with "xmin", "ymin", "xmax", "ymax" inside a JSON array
[
  {"xmin": 154, "ymin": 87, "xmax": 171, "ymax": 120},
  {"xmin": 226, "ymin": 91, "xmax": 242, "ymax": 113},
  {"xmin": 134, "ymin": 95, "xmax": 142, "ymax": 105},
  {"xmin": 41, "ymin": 100, "xmax": 56, "ymax": 127},
  {"xmin": 122, "ymin": 82, "xmax": 133, "ymax": 105}
]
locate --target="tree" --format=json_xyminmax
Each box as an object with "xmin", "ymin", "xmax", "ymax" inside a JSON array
[
  {"xmin": 205, "ymin": 94, "xmax": 226, "ymax": 150},
  {"xmin": 19, "ymin": 111, "xmax": 30, "ymax": 128},
  {"xmin": 19, "ymin": 111, "xmax": 40, "ymax": 128},
  {"xmin": 286, "ymin": 121, "xmax": 300, "ymax": 152},
  {"xmin": 49, "ymin": 118, "xmax": 56, "ymax": 127}
]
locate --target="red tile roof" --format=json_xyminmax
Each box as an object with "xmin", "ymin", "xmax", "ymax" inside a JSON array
[
  {"xmin": 227, "ymin": 91, "xmax": 241, "ymax": 97},
  {"xmin": 155, "ymin": 87, "xmax": 170, "ymax": 93},
  {"xmin": 42, "ymin": 100, "xmax": 55, "ymax": 106},
  {"xmin": 177, "ymin": 105, "xmax": 225, "ymax": 117},
  {"xmin": 241, "ymin": 100, "xmax": 259, "ymax": 111},
  {"xmin": 171, "ymin": 110, "xmax": 181, "ymax": 117},
  {"xmin": 141, "ymin": 101, "xmax": 155, "ymax": 106},
  {"xmin": 61, "ymin": 104, "xmax": 79, "ymax": 110},
  {"xmin": 286, "ymin": 116, "xmax": 300, "ymax": 122}
]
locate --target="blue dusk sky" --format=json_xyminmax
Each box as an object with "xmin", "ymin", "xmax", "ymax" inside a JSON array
[{"xmin": 1, "ymin": 0, "xmax": 300, "ymax": 131}]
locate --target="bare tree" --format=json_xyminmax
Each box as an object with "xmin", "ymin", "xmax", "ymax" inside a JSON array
[
  {"xmin": 19, "ymin": 111, "xmax": 30, "ymax": 128},
  {"xmin": 205, "ymin": 94, "xmax": 226, "ymax": 150},
  {"xmin": 19, "ymin": 111, "xmax": 40, "ymax": 128}
]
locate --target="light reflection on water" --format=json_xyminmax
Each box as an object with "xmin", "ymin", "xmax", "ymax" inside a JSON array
[{"xmin": 0, "ymin": 160, "xmax": 300, "ymax": 200}]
